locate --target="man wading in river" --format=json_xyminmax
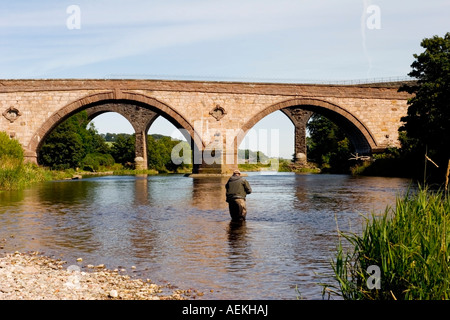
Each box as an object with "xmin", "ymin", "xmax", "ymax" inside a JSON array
[{"xmin": 225, "ymin": 170, "xmax": 252, "ymax": 221}]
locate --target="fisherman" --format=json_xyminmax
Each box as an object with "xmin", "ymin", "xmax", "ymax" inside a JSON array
[{"xmin": 225, "ymin": 170, "xmax": 252, "ymax": 221}]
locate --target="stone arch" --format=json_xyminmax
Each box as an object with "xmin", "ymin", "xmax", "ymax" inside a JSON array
[
  {"xmin": 85, "ymin": 103, "xmax": 160, "ymax": 134},
  {"xmin": 27, "ymin": 91, "xmax": 203, "ymax": 170},
  {"xmin": 85, "ymin": 103, "xmax": 160, "ymax": 170},
  {"xmin": 235, "ymin": 98, "xmax": 378, "ymax": 156}
]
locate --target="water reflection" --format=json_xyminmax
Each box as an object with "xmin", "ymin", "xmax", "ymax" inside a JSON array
[
  {"xmin": 133, "ymin": 174, "xmax": 149, "ymax": 206},
  {"xmin": 191, "ymin": 177, "xmax": 228, "ymax": 211},
  {"xmin": 226, "ymin": 221, "xmax": 254, "ymax": 272},
  {"xmin": 0, "ymin": 173, "xmax": 413, "ymax": 300}
]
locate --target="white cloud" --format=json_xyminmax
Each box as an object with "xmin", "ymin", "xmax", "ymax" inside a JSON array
[
  {"xmin": 2, "ymin": 0, "xmax": 332, "ymax": 76},
  {"xmin": 0, "ymin": 0, "xmax": 449, "ymax": 78}
]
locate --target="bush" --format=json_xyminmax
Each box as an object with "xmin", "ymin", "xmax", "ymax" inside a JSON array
[
  {"xmin": 80, "ymin": 153, "xmax": 115, "ymax": 171},
  {"xmin": 0, "ymin": 131, "xmax": 73, "ymax": 190},
  {"xmin": 38, "ymin": 111, "xmax": 111, "ymax": 169},
  {"xmin": 0, "ymin": 132, "xmax": 24, "ymax": 161},
  {"xmin": 110, "ymin": 134, "xmax": 135, "ymax": 165}
]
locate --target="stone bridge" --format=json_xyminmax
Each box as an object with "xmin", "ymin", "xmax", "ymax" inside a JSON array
[{"xmin": 0, "ymin": 79, "xmax": 411, "ymax": 174}]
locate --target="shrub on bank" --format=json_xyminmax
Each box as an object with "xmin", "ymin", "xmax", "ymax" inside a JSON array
[
  {"xmin": 80, "ymin": 153, "xmax": 115, "ymax": 172},
  {"xmin": 325, "ymin": 187, "xmax": 450, "ymax": 300},
  {"xmin": 0, "ymin": 132, "xmax": 24, "ymax": 160},
  {"xmin": 0, "ymin": 132, "xmax": 72, "ymax": 190},
  {"xmin": 0, "ymin": 133, "xmax": 27, "ymax": 190},
  {"xmin": 0, "ymin": 156, "xmax": 50, "ymax": 190}
]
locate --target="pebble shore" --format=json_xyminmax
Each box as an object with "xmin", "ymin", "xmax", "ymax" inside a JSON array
[{"xmin": 0, "ymin": 251, "xmax": 200, "ymax": 300}]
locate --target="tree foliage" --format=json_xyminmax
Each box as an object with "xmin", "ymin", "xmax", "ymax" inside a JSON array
[
  {"xmin": 399, "ymin": 32, "xmax": 450, "ymax": 180},
  {"xmin": 37, "ymin": 110, "xmax": 193, "ymax": 172},
  {"xmin": 110, "ymin": 134, "xmax": 135, "ymax": 166},
  {"xmin": 38, "ymin": 111, "xmax": 111, "ymax": 170},
  {"xmin": 238, "ymin": 149, "xmax": 269, "ymax": 164},
  {"xmin": 307, "ymin": 114, "xmax": 353, "ymax": 173},
  {"xmin": 147, "ymin": 135, "xmax": 190, "ymax": 172},
  {"xmin": 0, "ymin": 131, "xmax": 24, "ymax": 161}
]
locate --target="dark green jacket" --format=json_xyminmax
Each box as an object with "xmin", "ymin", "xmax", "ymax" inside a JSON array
[{"xmin": 225, "ymin": 175, "xmax": 252, "ymax": 202}]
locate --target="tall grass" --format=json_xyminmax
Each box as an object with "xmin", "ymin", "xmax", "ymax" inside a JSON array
[
  {"xmin": 0, "ymin": 131, "xmax": 73, "ymax": 191},
  {"xmin": 0, "ymin": 155, "xmax": 72, "ymax": 191},
  {"xmin": 1, "ymin": 156, "xmax": 43, "ymax": 190},
  {"xmin": 324, "ymin": 187, "xmax": 450, "ymax": 300}
]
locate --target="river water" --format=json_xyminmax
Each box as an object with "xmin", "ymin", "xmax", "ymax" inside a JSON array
[{"xmin": 0, "ymin": 173, "xmax": 412, "ymax": 300}]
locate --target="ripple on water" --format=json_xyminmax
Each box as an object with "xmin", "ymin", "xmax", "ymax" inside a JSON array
[{"xmin": 0, "ymin": 173, "xmax": 412, "ymax": 299}]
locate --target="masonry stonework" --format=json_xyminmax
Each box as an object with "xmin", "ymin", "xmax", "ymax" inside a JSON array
[{"xmin": 0, "ymin": 79, "xmax": 411, "ymax": 174}]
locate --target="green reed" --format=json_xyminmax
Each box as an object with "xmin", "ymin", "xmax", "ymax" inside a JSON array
[
  {"xmin": 0, "ymin": 156, "xmax": 72, "ymax": 191},
  {"xmin": 324, "ymin": 187, "xmax": 450, "ymax": 300},
  {"xmin": 0, "ymin": 132, "xmax": 75, "ymax": 191}
]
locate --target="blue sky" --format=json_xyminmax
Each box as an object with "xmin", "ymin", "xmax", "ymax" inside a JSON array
[{"xmin": 1, "ymin": 1, "xmax": 449, "ymax": 158}]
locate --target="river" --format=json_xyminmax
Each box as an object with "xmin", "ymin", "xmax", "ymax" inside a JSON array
[{"xmin": 0, "ymin": 172, "xmax": 412, "ymax": 300}]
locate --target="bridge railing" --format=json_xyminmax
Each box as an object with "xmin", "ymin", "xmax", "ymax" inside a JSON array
[{"xmin": 104, "ymin": 74, "xmax": 415, "ymax": 85}]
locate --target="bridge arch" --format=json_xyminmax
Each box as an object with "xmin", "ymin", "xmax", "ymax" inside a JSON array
[
  {"xmin": 85, "ymin": 103, "xmax": 160, "ymax": 134},
  {"xmin": 27, "ymin": 91, "xmax": 203, "ymax": 170},
  {"xmin": 235, "ymin": 98, "xmax": 378, "ymax": 160}
]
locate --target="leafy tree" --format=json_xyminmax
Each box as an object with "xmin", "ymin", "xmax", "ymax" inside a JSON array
[
  {"xmin": 237, "ymin": 149, "xmax": 269, "ymax": 164},
  {"xmin": 88, "ymin": 124, "xmax": 111, "ymax": 155},
  {"xmin": 147, "ymin": 135, "xmax": 191, "ymax": 172},
  {"xmin": 80, "ymin": 153, "xmax": 115, "ymax": 171},
  {"xmin": 399, "ymin": 32, "xmax": 450, "ymax": 181},
  {"xmin": 110, "ymin": 134, "xmax": 135, "ymax": 166},
  {"xmin": 39, "ymin": 113, "xmax": 87, "ymax": 169},
  {"xmin": 256, "ymin": 151, "xmax": 269, "ymax": 164},
  {"xmin": 147, "ymin": 135, "xmax": 168, "ymax": 171},
  {"xmin": 307, "ymin": 114, "xmax": 352, "ymax": 173},
  {"xmin": 103, "ymin": 133, "xmax": 117, "ymax": 142},
  {"xmin": 38, "ymin": 111, "xmax": 111, "ymax": 170}
]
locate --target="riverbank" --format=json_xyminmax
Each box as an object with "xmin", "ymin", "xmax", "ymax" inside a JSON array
[
  {"xmin": 0, "ymin": 158, "xmax": 74, "ymax": 191},
  {"xmin": 238, "ymin": 159, "xmax": 321, "ymax": 174},
  {"xmin": 0, "ymin": 251, "xmax": 200, "ymax": 300}
]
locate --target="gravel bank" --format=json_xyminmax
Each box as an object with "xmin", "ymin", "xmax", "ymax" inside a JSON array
[{"xmin": 0, "ymin": 251, "xmax": 200, "ymax": 300}]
